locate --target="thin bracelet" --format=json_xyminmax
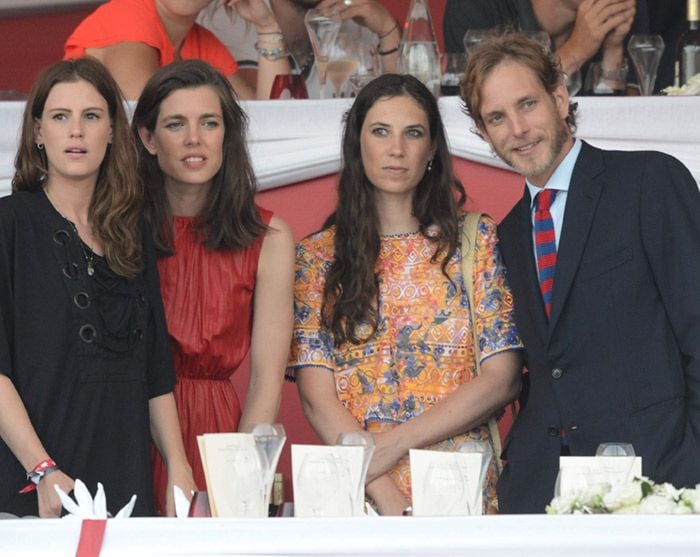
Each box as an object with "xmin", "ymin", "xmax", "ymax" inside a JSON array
[
  {"xmin": 254, "ymin": 42, "xmax": 289, "ymax": 61},
  {"xmin": 378, "ymin": 45, "xmax": 399, "ymax": 56},
  {"xmin": 378, "ymin": 23, "xmax": 399, "ymax": 40}
]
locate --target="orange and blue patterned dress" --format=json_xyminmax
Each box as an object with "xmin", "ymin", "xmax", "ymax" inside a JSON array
[{"xmin": 287, "ymin": 214, "xmax": 522, "ymax": 512}]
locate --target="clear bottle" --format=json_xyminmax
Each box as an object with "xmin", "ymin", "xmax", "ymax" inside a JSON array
[
  {"xmin": 677, "ymin": 0, "xmax": 700, "ymax": 85},
  {"xmin": 398, "ymin": 0, "xmax": 441, "ymax": 96}
]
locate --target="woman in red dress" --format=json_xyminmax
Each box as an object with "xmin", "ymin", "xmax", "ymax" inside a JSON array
[{"xmin": 132, "ymin": 59, "xmax": 295, "ymax": 514}]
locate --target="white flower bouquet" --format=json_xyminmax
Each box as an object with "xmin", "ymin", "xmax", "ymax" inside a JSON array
[{"xmin": 546, "ymin": 477, "xmax": 700, "ymax": 514}]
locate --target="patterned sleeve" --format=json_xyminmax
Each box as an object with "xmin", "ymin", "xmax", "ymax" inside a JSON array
[
  {"xmin": 286, "ymin": 232, "xmax": 336, "ymax": 380},
  {"xmin": 472, "ymin": 215, "xmax": 523, "ymax": 361}
]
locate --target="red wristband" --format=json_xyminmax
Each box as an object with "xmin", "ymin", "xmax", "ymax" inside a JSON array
[{"xmin": 19, "ymin": 458, "xmax": 58, "ymax": 494}]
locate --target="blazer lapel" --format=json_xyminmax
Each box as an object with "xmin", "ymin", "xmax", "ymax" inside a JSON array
[{"xmin": 548, "ymin": 142, "xmax": 605, "ymax": 332}]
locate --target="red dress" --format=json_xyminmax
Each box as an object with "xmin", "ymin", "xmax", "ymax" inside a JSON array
[{"xmin": 152, "ymin": 209, "xmax": 272, "ymax": 514}]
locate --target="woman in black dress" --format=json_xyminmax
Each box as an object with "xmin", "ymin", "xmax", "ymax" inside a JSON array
[{"xmin": 0, "ymin": 58, "xmax": 194, "ymax": 517}]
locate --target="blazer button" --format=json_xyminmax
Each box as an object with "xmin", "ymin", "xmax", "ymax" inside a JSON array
[
  {"xmin": 551, "ymin": 367, "xmax": 563, "ymax": 379},
  {"xmin": 547, "ymin": 426, "xmax": 560, "ymax": 437}
]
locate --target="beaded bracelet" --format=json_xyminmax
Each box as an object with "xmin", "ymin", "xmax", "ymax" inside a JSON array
[{"xmin": 254, "ymin": 42, "xmax": 289, "ymax": 61}]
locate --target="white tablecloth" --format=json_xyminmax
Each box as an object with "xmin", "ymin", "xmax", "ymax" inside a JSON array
[
  {"xmin": 1, "ymin": 96, "xmax": 698, "ymax": 196},
  {"xmin": 1, "ymin": 514, "xmax": 699, "ymax": 556}
]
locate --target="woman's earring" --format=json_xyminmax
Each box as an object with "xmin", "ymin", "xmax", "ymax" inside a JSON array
[
  {"xmin": 427, "ymin": 159, "xmax": 433, "ymax": 173},
  {"xmin": 36, "ymin": 143, "xmax": 44, "ymax": 150}
]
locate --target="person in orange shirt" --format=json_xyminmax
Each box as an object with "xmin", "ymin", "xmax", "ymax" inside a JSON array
[{"xmin": 64, "ymin": 0, "xmax": 291, "ymax": 100}]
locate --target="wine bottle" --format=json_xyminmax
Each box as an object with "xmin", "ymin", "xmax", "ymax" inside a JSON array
[
  {"xmin": 398, "ymin": 0, "xmax": 441, "ymax": 96},
  {"xmin": 677, "ymin": 0, "xmax": 700, "ymax": 86}
]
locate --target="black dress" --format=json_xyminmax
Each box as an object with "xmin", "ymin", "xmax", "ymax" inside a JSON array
[{"xmin": 0, "ymin": 189, "xmax": 175, "ymax": 517}]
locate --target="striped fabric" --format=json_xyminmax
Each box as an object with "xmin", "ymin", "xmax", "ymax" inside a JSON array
[{"xmin": 534, "ymin": 189, "xmax": 557, "ymax": 317}]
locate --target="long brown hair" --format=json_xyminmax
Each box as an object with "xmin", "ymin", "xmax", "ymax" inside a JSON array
[
  {"xmin": 323, "ymin": 74, "xmax": 466, "ymax": 345},
  {"xmin": 131, "ymin": 60, "xmax": 265, "ymax": 256},
  {"xmin": 12, "ymin": 57, "xmax": 143, "ymax": 278}
]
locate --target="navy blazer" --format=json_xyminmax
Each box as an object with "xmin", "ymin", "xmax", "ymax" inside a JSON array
[{"xmin": 496, "ymin": 141, "xmax": 700, "ymax": 514}]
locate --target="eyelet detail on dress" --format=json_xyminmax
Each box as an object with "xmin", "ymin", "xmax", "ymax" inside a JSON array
[
  {"xmin": 79, "ymin": 324, "xmax": 97, "ymax": 343},
  {"xmin": 73, "ymin": 292, "xmax": 91, "ymax": 309},
  {"xmin": 53, "ymin": 229, "xmax": 71, "ymax": 245},
  {"xmin": 62, "ymin": 262, "xmax": 80, "ymax": 279}
]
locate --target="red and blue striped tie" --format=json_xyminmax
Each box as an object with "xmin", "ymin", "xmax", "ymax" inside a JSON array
[{"xmin": 534, "ymin": 189, "xmax": 557, "ymax": 317}]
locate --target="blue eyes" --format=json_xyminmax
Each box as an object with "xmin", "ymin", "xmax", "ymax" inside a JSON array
[
  {"xmin": 164, "ymin": 120, "xmax": 220, "ymax": 130},
  {"xmin": 371, "ymin": 127, "xmax": 425, "ymax": 138}
]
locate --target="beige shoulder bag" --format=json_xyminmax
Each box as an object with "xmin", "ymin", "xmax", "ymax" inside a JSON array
[{"xmin": 460, "ymin": 212, "xmax": 506, "ymax": 473}]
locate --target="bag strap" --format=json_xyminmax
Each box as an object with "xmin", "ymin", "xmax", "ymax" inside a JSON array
[{"xmin": 460, "ymin": 212, "xmax": 505, "ymax": 473}]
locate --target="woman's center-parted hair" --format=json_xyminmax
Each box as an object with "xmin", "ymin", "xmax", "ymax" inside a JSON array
[
  {"xmin": 131, "ymin": 59, "xmax": 266, "ymax": 256},
  {"xmin": 13, "ymin": 57, "xmax": 143, "ymax": 278},
  {"xmin": 321, "ymin": 74, "xmax": 466, "ymax": 346}
]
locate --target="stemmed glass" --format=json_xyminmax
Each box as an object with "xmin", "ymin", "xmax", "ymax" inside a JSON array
[
  {"xmin": 458, "ymin": 440, "xmax": 493, "ymax": 513},
  {"xmin": 627, "ymin": 34, "xmax": 665, "ymax": 96},
  {"xmin": 421, "ymin": 461, "xmax": 469, "ymax": 516},
  {"xmin": 336, "ymin": 431, "xmax": 375, "ymax": 515},
  {"xmin": 297, "ymin": 454, "xmax": 353, "ymax": 517},
  {"xmin": 304, "ymin": 9, "xmax": 341, "ymax": 99},
  {"xmin": 324, "ymin": 29, "xmax": 366, "ymax": 98},
  {"xmin": 463, "ymin": 29, "xmax": 489, "ymax": 55},
  {"xmin": 229, "ymin": 448, "xmax": 266, "ymax": 517},
  {"xmin": 248, "ymin": 423, "xmax": 286, "ymax": 511}
]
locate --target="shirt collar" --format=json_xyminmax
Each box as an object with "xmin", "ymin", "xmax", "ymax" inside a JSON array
[{"xmin": 527, "ymin": 138, "xmax": 582, "ymax": 210}]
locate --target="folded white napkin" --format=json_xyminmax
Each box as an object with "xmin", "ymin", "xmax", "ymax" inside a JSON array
[
  {"xmin": 54, "ymin": 479, "xmax": 136, "ymax": 519},
  {"xmin": 173, "ymin": 485, "xmax": 193, "ymax": 518}
]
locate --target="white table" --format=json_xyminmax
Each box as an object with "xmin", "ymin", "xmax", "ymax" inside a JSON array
[
  {"xmin": 1, "ymin": 514, "xmax": 699, "ymax": 556},
  {"xmin": 1, "ymin": 96, "xmax": 698, "ymax": 198}
]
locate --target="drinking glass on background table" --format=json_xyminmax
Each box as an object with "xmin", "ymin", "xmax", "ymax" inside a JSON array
[
  {"xmin": 627, "ymin": 34, "xmax": 664, "ymax": 95},
  {"xmin": 304, "ymin": 9, "xmax": 341, "ymax": 98},
  {"xmin": 463, "ymin": 29, "xmax": 489, "ymax": 56},
  {"xmin": 521, "ymin": 30, "xmax": 551, "ymax": 52},
  {"xmin": 336, "ymin": 431, "xmax": 375, "ymax": 515},
  {"xmin": 440, "ymin": 52, "xmax": 467, "ymax": 96},
  {"xmin": 249, "ymin": 423, "xmax": 287, "ymax": 510},
  {"xmin": 269, "ymin": 74, "xmax": 308, "ymax": 99},
  {"xmin": 583, "ymin": 62, "xmax": 628, "ymax": 95}
]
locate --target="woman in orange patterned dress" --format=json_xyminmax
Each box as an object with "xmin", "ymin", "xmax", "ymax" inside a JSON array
[
  {"xmin": 288, "ymin": 74, "xmax": 523, "ymax": 515},
  {"xmin": 133, "ymin": 60, "xmax": 294, "ymax": 514}
]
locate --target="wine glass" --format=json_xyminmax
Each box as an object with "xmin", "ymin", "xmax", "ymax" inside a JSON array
[
  {"xmin": 627, "ymin": 34, "xmax": 664, "ymax": 95},
  {"xmin": 458, "ymin": 440, "xmax": 493, "ymax": 513},
  {"xmin": 228, "ymin": 448, "xmax": 266, "ymax": 517},
  {"xmin": 324, "ymin": 29, "xmax": 365, "ymax": 98},
  {"xmin": 336, "ymin": 431, "xmax": 375, "ymax": 515},
  {"xmin": 463, "ymin": 29, "xmax": 489, "ymax": 55},
  {"xmin": 296, "ymin": 454, "xmax": 353, "ymax": 517},
  {"xmin": 421, "ymin": 461, "xmax": 469, "ymax": 516},
  {"xmin": 304, "ymin": 9, "xmax": 341, "ymax": 99},
  {"xmin": 248, "ymin": 423, "xmax": 286, "ymax": 510}
]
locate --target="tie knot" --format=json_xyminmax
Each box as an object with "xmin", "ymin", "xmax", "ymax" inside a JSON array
[{"xmin": 536, "ymin": 189, "xmax": 557, "ymax": 212}]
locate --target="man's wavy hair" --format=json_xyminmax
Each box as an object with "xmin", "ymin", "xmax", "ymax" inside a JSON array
[
  {"xmin": 460, "ymin": 30, "xmax": 578, "ymax": 135},
  {"xmin": 322, "ymin": 73, "xmax": 466, "ymax": 345},
  {"xmin": 132, "ymin": 60, "xmax": 265, "ymax": 256},
  {"xmin": 13, "ymin": 57, "xmax": 143, "ymax": 278}
]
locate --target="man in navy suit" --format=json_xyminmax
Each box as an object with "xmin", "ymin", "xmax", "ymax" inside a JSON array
[{"xmin": 460, "ymin": 32, "xmax": 700, "ymax": 513}]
